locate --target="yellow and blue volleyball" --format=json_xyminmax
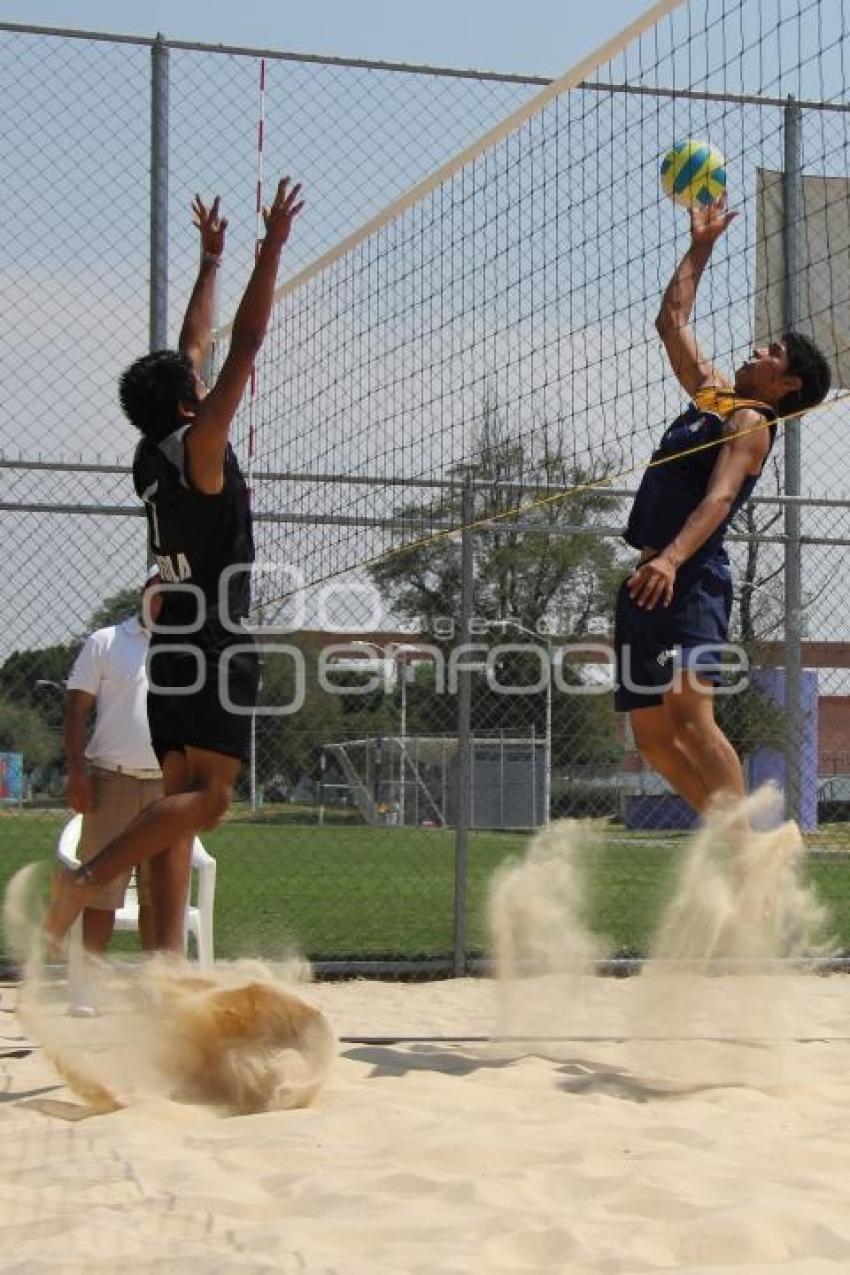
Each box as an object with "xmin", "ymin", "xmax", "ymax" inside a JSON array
[{"xmin": 660, "ymin": 138, "xmax": 726, "ymax": 208}]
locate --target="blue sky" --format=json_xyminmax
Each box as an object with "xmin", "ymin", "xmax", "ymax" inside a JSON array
[{"xmin": 0, "ymin": 0, "xmax": 653, "ymax": 74}]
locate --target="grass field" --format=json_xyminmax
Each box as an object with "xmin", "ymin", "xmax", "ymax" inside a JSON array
[{"xmin": 2, "ymin": 808, "xmax": 849, "ymax": 964}]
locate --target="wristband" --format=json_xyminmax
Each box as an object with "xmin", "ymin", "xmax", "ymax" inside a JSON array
[
  {"xmin": 76, "ymin": 861, "xmax": 96, "ymax": 886},
  {"xmin": 202, "ymin": 252, "xmax": 221, "ymax": 267}
]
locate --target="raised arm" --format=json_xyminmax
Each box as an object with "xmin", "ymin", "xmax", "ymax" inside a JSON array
[
  {"xmin": 185, "ymin": 177, "xmax": 304, "ymax": 495},
  {"xmin": 178, "ymin": 195, "xmax": 228, "ymax": 374},
  {"xmin": 655, "ymin": 196, "xmax": 736, "ymax": 398}
]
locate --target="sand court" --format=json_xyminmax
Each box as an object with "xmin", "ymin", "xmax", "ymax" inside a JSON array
[
  {"xmin": 5, "ymin": 973, "xmax": 850, "ymax": 1274},
  {"xmin": 5, "ymin": 794, "xmax": 850, "ymax": 1272}
]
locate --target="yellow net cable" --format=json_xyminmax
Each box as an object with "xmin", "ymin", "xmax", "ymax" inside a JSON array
[{"xmin": 265, "ymin": 387, "xmax": 849, "ymax": 605}]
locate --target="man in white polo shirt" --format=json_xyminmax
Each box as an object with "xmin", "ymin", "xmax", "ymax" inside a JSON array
[{"xmin": 64, "ymin": 568, "xmax": 164, "ymax": 954}]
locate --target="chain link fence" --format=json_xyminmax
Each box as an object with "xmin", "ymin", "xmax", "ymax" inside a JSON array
[{"xmin": 1, "ymin": 17, "xmax": 849, "ymax": 974}]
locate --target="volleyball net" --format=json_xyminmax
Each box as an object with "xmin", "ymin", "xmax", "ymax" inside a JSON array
[{"xmin": 213, "ymin": 0, "xmax": 850, "ymax": 635}]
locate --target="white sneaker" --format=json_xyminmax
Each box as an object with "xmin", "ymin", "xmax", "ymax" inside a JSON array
[{"xmin": 67, "ymin": 999, "xmax": 99, "ymax": 1018}]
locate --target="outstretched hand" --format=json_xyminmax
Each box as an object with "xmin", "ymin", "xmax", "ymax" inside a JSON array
[
  {"xmin": 262, "ymin": 177, "xmax": 304, "ymax": 249},
  {"xmin": 193, "ymin": 194, "xmax": 228, "ymax": 257},
  {"xmin": 689, "ymin": 193, "xmax": 736, "ymax": 247}
]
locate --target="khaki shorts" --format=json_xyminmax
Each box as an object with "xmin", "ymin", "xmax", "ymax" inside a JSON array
[{"xmin": 79, "ymin": 767, "xmax": 163, "ymax": 911}]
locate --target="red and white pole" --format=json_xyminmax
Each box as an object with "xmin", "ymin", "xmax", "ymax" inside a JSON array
[{"xmin": 247, "ymin": 56, "xmax": 266, "ymax": 481}]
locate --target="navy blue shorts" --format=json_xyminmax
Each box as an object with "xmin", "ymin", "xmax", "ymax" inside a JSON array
[
  {"xmin": 613, "ymin": 556, "xmax": 733, "ymax": 712},
  {"xmin": 146, "ymin": 636, "xmax": 260, "ymax": 765}
]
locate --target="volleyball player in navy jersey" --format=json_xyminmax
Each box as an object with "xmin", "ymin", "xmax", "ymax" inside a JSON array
[
  {"xmin": 616, "ymin": 195, "xmax": 830, "ymax": 814},
  {"xmin": 46, "ymin": 177, "xmax": 303, "ymax": 949}
]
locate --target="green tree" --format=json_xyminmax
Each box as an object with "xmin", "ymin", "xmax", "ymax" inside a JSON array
[
  {"xmin": 368, "ymin": 397, "xmax": 626, "ymax": 765},
  {"xmin": 87, "ymin": 585, "xmax": 141, "ymax": 631},
  {"xmin": 0, "ymin": 643, "xmax": 79, "ymax": 736},
  {"xmin": 369, "ymin": 395, "xmax": 624, "ymax": 638},
  {"xmin": 0, "ymin": 581, "xmax": 138, "ymax": 762},
  {"xmin": 0, "ymin": 695, "xmax": 60, "ymax": 771},
  {"xmin": 0, "ymin": 585, "xmax": 141, "ymax": 743},
  {"xmin": 254, "ymin": 641, "xmax": 347, "ymax": 789}
]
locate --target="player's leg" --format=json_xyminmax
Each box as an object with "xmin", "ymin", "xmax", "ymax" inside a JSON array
[
  {"xmin": 147, "ymin": 749, "xmax": 193, "ymax": 954},
  {"xmin": 656, "ymin": 557, "xmax": 741, "ymax": 806},
  {"xmin": 138, "ymin": 902, "xmax": 156, "ymax": 951},
  {"xmin": 151, "ymin": 745, "xmax": 240, "ymax": 952},
  {"xmin": 630, "ymin": 701, "xmax": 711, "ymax": 812},
  {"xmin": 77, "ymin": 768, "xmax": 137, "ymax": 952},
  {"xmin": 615, "ymin": 573, "xmax": 709, "ymax": 808},
  {"xmin": 46, "ymin": 642, "xmax": 256, "ymax": 948},
  {"xmin": 144, "ymin": 643, "xmax": 256, "ymax": 951},
  {"xmin": 663, "ymin": 671, "xmax": 745, "ymax": 804},
  {"xmin": 131, "ymin": 772, "xmax": 165, "ymax": 952},
  {"xmin": 81, "ymin": 907, "xmax": 116, "ymax": 954},
  {"xmin": 44, "ymin": 760, "xmax": 236, "ymax": 946}
]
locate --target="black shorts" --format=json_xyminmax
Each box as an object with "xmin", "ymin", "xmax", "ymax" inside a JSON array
[
  {"xmin": 613, "ymin": 555, "xmax": 733, "ymax": 712},
  {"xmin": 146, "ymin": 637, "xmax": 260, "ymax": 764}
]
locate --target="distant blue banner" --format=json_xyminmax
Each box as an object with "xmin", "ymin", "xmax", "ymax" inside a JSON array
[{"xmin": 0, "ymin": 753, "xmax": 23, "ymax": 803}]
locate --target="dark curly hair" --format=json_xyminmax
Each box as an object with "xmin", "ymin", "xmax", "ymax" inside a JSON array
[
  {"xmin": 118, "ymin": 350, "xmax": 200, "ymax": 437},
  {"xmin": 778, "ymin": 332, "xmax": 831, "ymax": 418}
]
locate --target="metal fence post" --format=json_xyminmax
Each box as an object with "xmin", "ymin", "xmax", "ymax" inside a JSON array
[
  {"xmin": 249, "ymin": 714, "xmax": 258, "ymax": 810},
  {"xmin": 544, "ymin": 637, "xmax": 552, "ymax": 825},
  {"xmin": 782, "ymin": 96, "xmax": 804, "ymax": 825},
  {"xmin": 150, "ymin": 33, "xmax": 170, "ymax": 351},
  {"xmin": 453, "ymin": 478, "xmax": 474, "ymax": 977}
]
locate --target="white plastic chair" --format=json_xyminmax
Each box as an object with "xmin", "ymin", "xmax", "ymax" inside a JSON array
[{"xmin": 57, "ymin": 813, "xmax": 217, "ymax": 1009}]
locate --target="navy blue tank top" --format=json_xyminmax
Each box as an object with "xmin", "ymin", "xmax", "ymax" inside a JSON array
[
  {"xmin": 133, "ymin": 425, "xmax": 255, "ymax": 636},
  {"xmin": 625, "ymin": 401, "xmax": 776, "ymax": 562}
]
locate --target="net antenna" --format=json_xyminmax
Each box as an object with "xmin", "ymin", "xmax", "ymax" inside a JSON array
[
  {"xmin": 247, "ymin": 56, "xmax": 267, "ymax": 490},
  {"xmin": 245, "ymin": 57, "xmax": 267, "ymax": 808}
]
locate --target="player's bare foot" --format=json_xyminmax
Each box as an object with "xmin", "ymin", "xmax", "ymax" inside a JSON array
[{"xmin": 43, "ymin": 864, "xmax": 93, "ymax": 957}]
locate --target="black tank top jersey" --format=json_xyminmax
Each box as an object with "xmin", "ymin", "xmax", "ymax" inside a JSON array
[
  {"xmin": 133, "ymin": 425, "xmax": 255, "ymax": 635},
  {"xmin": 625, "ymin": 401, "xmax": 777, "ymax": 562}
]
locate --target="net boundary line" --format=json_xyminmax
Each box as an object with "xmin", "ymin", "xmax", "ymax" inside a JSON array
[
  {"xmin": 339, "ymin": 1033, "xmax": 850, "ymax": 1046},
  {"xmin": 213, "ymin": 0, "xmax": 685, "ymax": 338}
]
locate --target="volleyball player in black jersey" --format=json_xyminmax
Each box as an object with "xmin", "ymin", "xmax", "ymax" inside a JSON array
[
  {"xmin": 46, "ymin": 177, "xmax": 304, "ymax": 950},
  {"xmin": 616, "ymin": 195, "xmax": 829, "ymax": 814}
]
